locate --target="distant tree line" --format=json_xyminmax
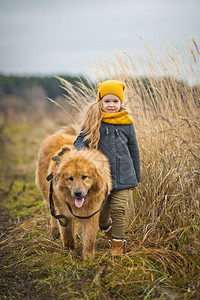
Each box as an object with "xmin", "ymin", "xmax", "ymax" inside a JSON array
[
  {"xmin": 0, "ymin": 74, "xmax": 90, "ymax": 100},
  {"xmin": 0, "ymin": 73, "xmax": 199, "ymax": 106},
  {"xmin": 0, "ymin": 73, "xmax": 199, "ymax": 125}
]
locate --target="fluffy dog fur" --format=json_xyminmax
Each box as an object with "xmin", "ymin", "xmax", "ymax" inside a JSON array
[{"xmin": 36, "ymin": 126, "xmax": 112, "ymax": 260}]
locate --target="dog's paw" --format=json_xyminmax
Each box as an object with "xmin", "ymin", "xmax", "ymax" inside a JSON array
[
  {"xmin": 62, "ymin": 239, "xmax": 75, "ymax": 250},
  {"xmin": 83, "ymin": 250, "xmax": 95, "ymax": 261},
  {"xmin": 51, "ymin": 227, "xmax": 60, "ymax": 239}
]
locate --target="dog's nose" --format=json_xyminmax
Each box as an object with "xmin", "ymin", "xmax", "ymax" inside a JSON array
[{"xmin": 73, "ymin": 190, "xmax": 82, "ymax": 198}]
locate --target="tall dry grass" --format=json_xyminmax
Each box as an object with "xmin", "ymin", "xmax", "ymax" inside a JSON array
[
  {"xmin": 58, "ymin": 37, "xmax": 200, "ymax": 255},
  {"xmin": 1, "ymin": 38, "xmax": 199, "ymax": 298}
]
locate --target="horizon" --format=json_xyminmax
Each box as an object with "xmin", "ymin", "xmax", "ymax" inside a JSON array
[{"xmin": 0, "ymin": 0, "xmax": 199, "ymax": 79}]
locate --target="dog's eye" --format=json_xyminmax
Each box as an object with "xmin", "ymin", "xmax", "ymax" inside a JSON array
[
  {"xmin": 82, "ymin": 175, "xmax": 87, "ymax": 180},
  {"xmin": 68, "ymin": 177, "xmax": 74, "ymax": 181}
]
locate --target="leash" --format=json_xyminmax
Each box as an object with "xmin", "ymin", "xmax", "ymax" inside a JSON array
[
  {"xmin": 46, "ymin": 172, "xmax": 108, "ymax": 227},
  {"xmin": 66, "ymin": 202, "xmax": 102, "ymax": 220},
  {"xmin": 47, "ymin": 172, "xmax": 68, "ymax": 227}
]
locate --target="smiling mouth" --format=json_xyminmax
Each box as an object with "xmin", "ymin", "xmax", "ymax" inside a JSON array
[
  {"xmin": 75, "ymin": 197, "xmax": 87, "ymax": 208},
  {"xmin": 74, "ymin": 190, "xmax": 90, "ymax": 208}
]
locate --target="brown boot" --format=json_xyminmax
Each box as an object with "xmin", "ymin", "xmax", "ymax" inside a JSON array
[
  {"xmin": 111, "ymin": 239, "xmax": 126, "ymax": 255},
  {"xmin": 104, "ymin": 225, "xmax": 112, "ymax": 240},
  {"xmin": 100, "ymin": 224, "xmax": 112, "ymax": 240}
]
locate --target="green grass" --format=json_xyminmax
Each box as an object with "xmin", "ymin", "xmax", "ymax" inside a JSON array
[{"xmin": 0, "ymin": 123, "xmax": 199, "ymax": 299}]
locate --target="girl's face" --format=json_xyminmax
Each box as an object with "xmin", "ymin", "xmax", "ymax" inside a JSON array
[{"xmin": 102, "ymin": 94, "xmax": 121, "ymax": 114}]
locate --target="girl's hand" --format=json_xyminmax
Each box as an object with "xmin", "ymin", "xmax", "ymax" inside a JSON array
[{"xmin": 130, "ymin": 187, "xmax": 135, "ymax": 191}]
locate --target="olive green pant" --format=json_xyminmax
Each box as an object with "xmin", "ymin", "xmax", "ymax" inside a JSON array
[{"xmin": 99, "ymin": 189, "xmax": 129, "ymax": 239}]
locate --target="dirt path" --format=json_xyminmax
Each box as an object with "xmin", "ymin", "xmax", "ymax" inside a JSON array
[
  {"xmin": 0, "ymin": 210, "xmax": 11, "ymax": 241},
  {"xmin": 0, "ymin": 210, "xmax": 55, "ymax": 300}
]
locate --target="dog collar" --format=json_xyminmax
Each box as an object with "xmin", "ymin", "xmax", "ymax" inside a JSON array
[{"xmin": 46, "ymin": 172, "xmax": 108, "ymax": 227}]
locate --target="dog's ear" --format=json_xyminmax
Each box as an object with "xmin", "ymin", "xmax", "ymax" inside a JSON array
[
  {"xmin": 53, "ymin": 168, "xmax": 64, "ymax": 184},
  {"xmin": 93, "ymin": 168, "xmax": 104, "ymax": 191},
  {"xmin": 53, "ymin": 171, "xmax": 60, "ymax": 184}
]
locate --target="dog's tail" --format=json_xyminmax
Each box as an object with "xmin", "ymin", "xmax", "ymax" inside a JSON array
[{"xmin": 58, "ymin": 123, "xmax": 80, "ymax": 136}]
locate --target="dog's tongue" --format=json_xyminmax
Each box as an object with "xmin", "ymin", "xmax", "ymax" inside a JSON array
[{"xmin": 75, "ymin": 198, "xmax": 85, "ymax": 208}]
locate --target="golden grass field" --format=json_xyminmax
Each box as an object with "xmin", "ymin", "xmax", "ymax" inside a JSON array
[{"xmin": 0, "ymin": 38, "xmax": 199, "ymax": 299}]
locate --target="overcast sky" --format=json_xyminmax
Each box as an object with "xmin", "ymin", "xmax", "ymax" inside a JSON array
[{"xmin": 0, "ymin": 0, "xmax": 199, "ymax": 77}]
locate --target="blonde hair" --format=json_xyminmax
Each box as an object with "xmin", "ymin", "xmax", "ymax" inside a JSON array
[
  {"xmin": 82, "ymin": 101, "xmax": 103, "ymax": 149},
  {"xmin": 81, "ymin": 100, "xmax": 125, "ymax": 149}
]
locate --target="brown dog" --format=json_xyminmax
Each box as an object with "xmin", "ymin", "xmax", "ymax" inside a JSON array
[{"xmin": 36, "ymin": 126, "xmax": 112, "ymax": 260}]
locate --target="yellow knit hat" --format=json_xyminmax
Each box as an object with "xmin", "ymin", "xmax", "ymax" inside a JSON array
[{"xmin": 97, "ymin": 80, "xmax": 126, "ymax": 103}]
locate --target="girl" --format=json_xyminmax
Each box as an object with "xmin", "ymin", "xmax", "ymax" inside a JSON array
[{"xmin": 74, "ymin": 80, "xmax": 141, "ymax": 255}]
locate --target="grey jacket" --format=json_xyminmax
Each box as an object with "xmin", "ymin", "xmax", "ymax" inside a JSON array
[{"xmin": 74, "ymin": 122, "xmax": 141, "ymax": 191}]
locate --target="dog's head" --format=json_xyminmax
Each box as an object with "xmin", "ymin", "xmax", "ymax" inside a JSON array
[{"xmin": 53, "ymin": 153, "xmax": 104, "ymax": 209}]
